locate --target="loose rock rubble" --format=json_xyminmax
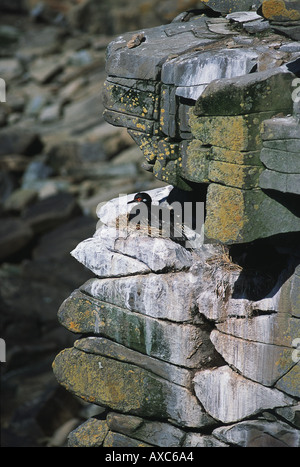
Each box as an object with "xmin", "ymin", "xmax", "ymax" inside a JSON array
[{"xmin": 0, "ymin": 5, "xmax": 165, "ymax": 447}]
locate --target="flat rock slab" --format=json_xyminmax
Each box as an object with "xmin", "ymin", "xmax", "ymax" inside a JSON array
[
  {"xmin": 193, "ymin": 365, "xmax": 295, "ymax": 423},
  {"xmin": 210, "ymin": 329, "xmax": 297, "ymax": 386},
  {"xmin": 53, "ymin": 347, "xmax": 215, "ymax": 428},
  {"xmin": 71, "ymin": 229, "xmax": 194, "ymax": 278},
  {"xmin": 80, "ymin": 271, "xmax": 200, "ymax": 323},
  {"xmin": 74, "ymin": 336, "xmax": 192, "ymax": 387},
  {"xmin": 58, "ymin": 289, "xmax": 218, "ymax": 369},
  {"xmin": 213, "ymin": 419, "xmax": 300, "ymax": 447},
  {"xmin": 106, "ymin": 412, "xmax": 186, "ymax": 447}
]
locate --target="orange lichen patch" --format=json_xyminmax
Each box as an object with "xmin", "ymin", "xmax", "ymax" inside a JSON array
[
  {"xmin": 211, "ymin": 147, "xmax": 261, "ymax": 166},
  {"xmin": 190, "ymin": 113, "xmax": 249, "ymax": 151},
  {"xmin": 276, "ymin": 363, "xmax": 300, "ymax": 398},
  {"xmin": 67, "ymin": 320, "xmax": 82, "ymax": 333},
  {"xmin": 53, "ymin": 348, "xmax": 146, "ymax": 410},
  {"xmin": 69, "ymin": 419, "xmax": 109, "ymax": 447},
  {"xmin": 208, "ymin": 161, "xmax": 262, "ymax": 189},
  {"xmin": 262, "ymin": 0, "xmax": 300, "ymax": 21},
  {"xmin": 205, "ymin": 184, "xmax": 245, "ymax": 243}
]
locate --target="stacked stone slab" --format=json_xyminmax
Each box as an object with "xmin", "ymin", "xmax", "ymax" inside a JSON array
[{"xmin": 53, "ymin": 187, "xmax": 300, "ymax": 447}]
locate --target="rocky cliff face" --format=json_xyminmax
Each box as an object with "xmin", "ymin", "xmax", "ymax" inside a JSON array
[
  {"xmin": 52, "ymin": 0, "xmax": 300, "ymax": 447},
  {"xmin": 53, "ymin": 185, "xmax": 300, "ymax": 447}
]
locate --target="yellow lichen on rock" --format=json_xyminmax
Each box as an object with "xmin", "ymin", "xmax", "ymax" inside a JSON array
[
  {"xmin": 205, "ymin": 184, "xmax": 245, "ymax": 243},
  {"xmin": 262, "ymin": 0, "xmax": 300, "ymax": 21}
]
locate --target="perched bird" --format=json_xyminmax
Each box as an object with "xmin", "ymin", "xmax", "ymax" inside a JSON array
[{"xmin": 127, "ymin": 192, "xmax": 187, "ymax": 246}]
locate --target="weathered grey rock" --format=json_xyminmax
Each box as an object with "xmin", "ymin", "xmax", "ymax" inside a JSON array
[
  {"xmin": 53, "ymin": 347, "xmax": 215, "ymax": 428},
  {"xmin": 261, "ymin": 116, "xmax": 300, "ymax": 141},
  {"xmin": 243, "ymin": 18, "xmax": 270, "ymax": 34},
  {"xmin": 71, "ymin": 236, "xmax": 151, "ymax": 278},
  {"xmin": 67, "ymin": 418, "xmax": 108, "ymax": 447},
  {"xmin": 215, "ymin": 314, "xmax": 300, "ymax": 347},
  {"xmin": 74, "ymin": 337, "xmax": 192, "ymax": 387},
  {"xmin": 72, "ymin": 221, "xmax": 194, "ymax": 278},
  {"xmin": 276, "ymin": 404, "xmax": 300, "ymax": 429},
  {"xmin": 194, "ymin": 68, "xmax": 294, "ymax": 116},
  {"xmin": 58, "ymin": 289, "xmax": 217, "ymax": 369},
  {"xmin": 200, "ymin": 0, "xmax": 256, "ymax": 13},
  {"xmin": 81, "ymin": 271, "xmax": 200, "ymax": 323},
  {"xmin": 161, "ymin": 48, "xmax": 258, "ymax": 102},
  {"xmin": 259, "ymin": 170, "xmax": 300, "ymax": 195},
  {"xmin": 261, "ymin": 147, "xmax": 300, "ymax": 173},
  {"xmin": 275, "ymin": 364, "xmax": 300, "ymax": 398},
  {"xmin": 114, "ymin": 235, "xmax": 194, "ymax": 271},
  {"xmin": 213, "ymin": 420, "xmax": 300, "ymax": 447},
  {"xmin": 103, "ymin": 431, "xmax": 153, "ymax": 447},
  {"xmin": 226, "ymin": 11, "xmax": 262, "ymax": 23},
  {"xmin": 193, "ymin": 366, "xmax": 295, "ymax": 424},
  {"xmin": 0, "ymin": 128, "xmax": 43, "ymax": 156},
  {"xmin": 0, "ymin": 217, "xmax": 33, "ymax": 261},
  {"xmin": 106, "ymin": 412, "xmax": 186, "ymax": 447},
  {"xmin": 210, "ymin": 329, "xmax": 296, "ymax": 386},
  {"xmin": 22, "ymin": 192, "xmax": 80, "ymax": 235},
  {"xmin": 183, "ymin": 432, "xmax": 228, "ymax": 447},
  {"xmin": 272, "ymin": 23, "xmax": 300, "ymax": 41}
]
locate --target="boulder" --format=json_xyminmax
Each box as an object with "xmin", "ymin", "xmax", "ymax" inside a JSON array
[
  {"xmin": 0, "ymin": 217, "xmax": 33, "ymax": 261},
  {"xmin": 0, "ymin": 128, "xmax": 43, "ymax": 156},
  {"xmin": 22, "ymin": 192, "xmax": 81, "ymax": 234}
]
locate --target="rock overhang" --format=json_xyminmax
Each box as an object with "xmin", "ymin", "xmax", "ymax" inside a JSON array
[{"xmin": 102, "ymin": 6, "xmax": 300, "ymax": 245}]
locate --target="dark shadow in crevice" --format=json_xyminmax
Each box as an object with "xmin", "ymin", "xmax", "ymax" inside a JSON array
[
  {"xmin": 166, "ymin": 183, "xmax": 208, "ymax": 230},
  {"xmin": 229, "ymin": 232, "xmax": 300, "ymax": 301}
]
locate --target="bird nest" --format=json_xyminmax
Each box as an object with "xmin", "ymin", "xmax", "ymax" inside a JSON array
[{"xmin": 115, "ymin": 213, "xmax": 164, "ymax": 238}]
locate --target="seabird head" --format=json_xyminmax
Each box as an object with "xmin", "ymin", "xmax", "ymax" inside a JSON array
[{"xmin": 128, "ymin": 192, "xmax": 152, "ymax": 206}]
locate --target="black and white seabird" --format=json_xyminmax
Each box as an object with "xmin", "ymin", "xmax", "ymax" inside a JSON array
[{"xmin": 127, "ymin": 192, "xmax": 187, "ymax": 246}]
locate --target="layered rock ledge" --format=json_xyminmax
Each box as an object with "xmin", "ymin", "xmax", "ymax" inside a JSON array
[
  {"xmin": 53, "ymin": 0, "xmax": 300, "ymax": 448},
  {"xmin": 53, "ymin": 186, "xmax": 300, "ymax": 447}
]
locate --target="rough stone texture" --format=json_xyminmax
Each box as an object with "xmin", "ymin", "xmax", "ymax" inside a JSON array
[
  {"xmin": 53, "ymin": 347, "xmax": 214, "ymax": 429},
  {"xmin": 262, "ymin": 0, "xmax": 300, "ymax": 22},
  {"xmin": 193, "ymin": 365, "xmax": 295, "ymax": 424},
  {"xmin": 102, "ymin": 3, "xmax": 300, "ymax": 244},
  {"xmin": 53, "ymin": 185, "xmax": 300, "ymax": 447},
  {"xmin": 67, "ymin": 418, "xmax": 109, "ymax": 447},
  {"xmin": 213, "ymin": 419, "xmax": 300, "ymax": 447},
  {"xmin": 52, "ymin": 0, "xmax": 300, "ymax": 448}
]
